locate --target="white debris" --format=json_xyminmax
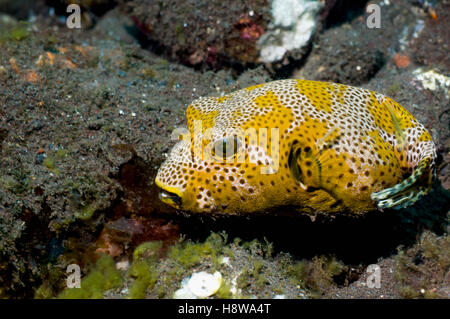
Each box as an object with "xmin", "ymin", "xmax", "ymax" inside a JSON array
[
  {"xmin": 274, "ymin": 294, "xmax": 286, "ymax": 299},
  {"xmin": 173, "ymin": 271, "xmax": 222, "ymax": 299},
  {"xmin": 229, "ymin": 275, "xmax": 242, "ymax": 296},
  {"xmin": 115, "ymin": 260, "xmax": 129, "ymax": 271},
  {"xmin": 412, "ymin": 20, "xmax": 424, "ymax": 39},
  {"xmin": 258, "ymin": 0, "xmax": 323, "ymax": 63},
  {"xmin": 35, "ymin": 55, "xmax": 45, "ymax": 66},
  {"xmin": 173, "ymin": 286, "xmax": 197, "ymax": 299},
  {"xmin": 398, "ymin": 26, "xmax": 410, "ymax": 51},
  {"xmin": 220, "ymin": 256, "xmax": 231, "ymax": 267},
  {"xmin": 413, "ymin": 68, "xmax": 450, "ymax": 98},
  {"xmin": 188, "ymin": 271, "xmax": 222, "ymax": 298}
]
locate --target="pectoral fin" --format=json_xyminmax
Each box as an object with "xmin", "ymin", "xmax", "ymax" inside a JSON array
[{"xmin": 371, "ymin": 156, "xmax": 433, "ymax": 209}]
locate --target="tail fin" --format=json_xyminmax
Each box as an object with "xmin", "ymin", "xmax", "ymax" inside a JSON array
[{"xmin": 371, "ymin": 156, "xmax": 434, "ymax": 209}]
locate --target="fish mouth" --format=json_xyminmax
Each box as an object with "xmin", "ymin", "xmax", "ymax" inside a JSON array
[
  {"xmin": 155, "ymin": 178, "xmax": 183, "ymax": 208},
  {"xmin": 158, "ymin": 189, "xmax": 182, "ymax": 207}
]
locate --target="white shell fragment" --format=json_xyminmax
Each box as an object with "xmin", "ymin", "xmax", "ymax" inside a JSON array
[
  {"xmin": 174, "ymin": 277, "xmax": 197, "ymax": 299},
  {"xmin": 413, "ymin": 68, "xmax": 450, "ymax": 98},
  {"xmin": 174, "ymin": 271, "xmax": 223, "ymax": 299},
  {"xmin": 173, "ymin": 286, "xmax": 197, "ymax": 299},
  {"xmin": 258, "ymin": 0, "xmax": 323, "ymax": 63},
  {"xmin": 220, "ymin": 256, "xmax": 231, "ymax": 267},
  {"xmin": 187, "ymin": 271, "xmax": 222, "ymax": 298}
]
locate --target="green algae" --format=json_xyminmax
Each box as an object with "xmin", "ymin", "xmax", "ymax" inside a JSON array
[
  {"xmin": 0, "ymin": 21, "xmax": 29, "ymax": 44},
  {"xmin": 394, "ymin": 231, "xmax": 449, "ymax": 299},
  {"xmin": 35, "ymin": 283, "xmax": 54, "ymax": 299},
  {"xmin": 44, "ymin": 232, "xmax": 347, "ymax": 299},
  {"xmin": 43, "ymin": 157, "xmax": 55, "ymax": 170},
  {"xmin": 128, "ymin": 260, "xmax": 159, "ymax": 298},
  {"xmin": 387, "ymin": 82, "xmax": 402, "ymax": 96},
  {"xmin": 133, "ymin": 241, "xmax": 163, "ymax": 260},
  {"xmin": 55, "ymin": 149, "xmax": 69, "ymax": 159},
  {"xmin": 75, "ymin": 204, "xmax": 96, "ymax": 221},
  {"xmin": 216, "ymin": 279, "xmax": 233, "ymax": 299},
  {"xmin": 174, "ymin": 24, "xmax": 185, "ymax": 46},
  {"xmin": 140, "ymin": 67, "xmax": 158, "ymax": 80},
  {"xmin": 168, "ymin": 232, "xmax": 227, "ymax": 269},
  {"xmin": 128, "ymin": 241, "xmax": 162, "ymax": 298},
  {"xmin": 58, "ymin": 254, "xmax": 123, "ymax": 299},
  {"xmin": 285, "ymin": 255, "xmax": 346, "ymax": 298},
  {"xmin": 42, "ymin": 156, "xmax": 60, "ymax": 174},
  {"xmin": 2, "ymin": 167, "xmax": 30, "ymax": 195}
]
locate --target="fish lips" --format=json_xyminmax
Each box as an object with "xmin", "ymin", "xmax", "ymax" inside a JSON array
[{"xmin": 158, "ymin": 189, "xmax": 182, "ymax": 208}]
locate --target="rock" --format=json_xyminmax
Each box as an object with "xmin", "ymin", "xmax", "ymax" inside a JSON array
[
  {"xmin": 93, "ymin": 7, "xmax": 138, "ymax": 45},
  {"xmin": 295, "ymin": 24, "xmax": 385, "ymax": 85},
  {"xmin": 410, "ymin": 1, "xmax": 450, "ymax": 72},
  {"xmin": 295, "ymin": 0, "xmax": 420, "ymax": 85},
  {"xmin": 124, "ymin": 0, "xmax": 333, "ymax": 69},
  {"xmin": 124, "ymin": 0, "xmax": 272, "ymax": 69},
  {"xmin": 0, "ymin": 0, "xmax": 47, "ymax": 19}
]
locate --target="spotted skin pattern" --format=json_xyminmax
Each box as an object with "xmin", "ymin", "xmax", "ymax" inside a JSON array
[{"xmin": 155, "ymin": 80, "xmax": 436, "ymax": 215}]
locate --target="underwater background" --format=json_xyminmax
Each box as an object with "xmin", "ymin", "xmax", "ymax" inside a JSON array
[{"xmin": 0, "ymin": 0, "xmax": 448, "ymax": 299}]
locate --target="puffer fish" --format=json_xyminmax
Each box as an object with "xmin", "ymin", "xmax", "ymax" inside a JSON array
[{"xmin": 155, "ymin": 79, "xmax": 436, "ymax": 216}]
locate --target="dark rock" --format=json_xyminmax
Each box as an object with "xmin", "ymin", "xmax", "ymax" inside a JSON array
[
  {"xmin": 410, "ymin": 1, "xmax": 450, "ymax": 72},
  {"xmin": 123, "ymin": 0, "xmax": 271, "ymax": 69},
  {"xmin": 295, "ymin": 0, "xmax": 419, "ymax": 85}
]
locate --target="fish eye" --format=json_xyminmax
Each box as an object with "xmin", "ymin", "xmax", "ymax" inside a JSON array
[{"xmin": 211, "ymin": 136, "xmax": 240, "ymax": 160}]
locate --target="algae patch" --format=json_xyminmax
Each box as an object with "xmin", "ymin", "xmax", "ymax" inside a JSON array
[
  {"xmin": 54, "ymin": 233, "xmax": 317, "ymax": 299},
  {"xmin": 0, "ymin": 21, "xmax": 30, "ymax": 44},
  {"xmin": 57, "ymin": 254, "xmax": 123, "ymax": 299},
  {"xmin": 394, "ymin": 231, "xmax": 449, "ymax": 299},
  {"xmin": 128, "ymin": 241, "xmax": 162, "ymax": 298}
]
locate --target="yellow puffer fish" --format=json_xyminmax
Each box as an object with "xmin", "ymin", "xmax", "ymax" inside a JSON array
[{"xmin": 155, "ymin": 79, "xmax": 436, "ymax": 216}]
